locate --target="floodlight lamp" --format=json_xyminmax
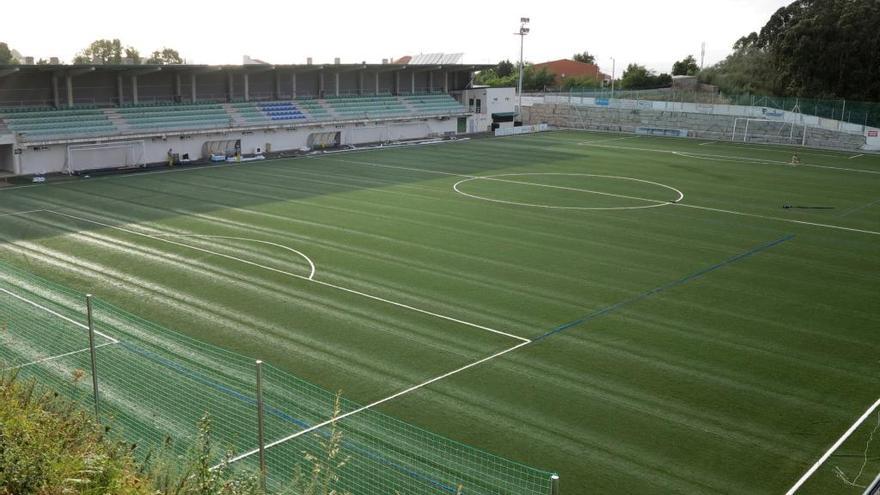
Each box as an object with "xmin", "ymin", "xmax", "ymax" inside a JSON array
[
  {"xmin": 521, "ymin": 17, "xmax": 530, "ymax": 23},
  {"xmin": 522, "ymin": 27, "xmax": 530, "ymax": 34}
]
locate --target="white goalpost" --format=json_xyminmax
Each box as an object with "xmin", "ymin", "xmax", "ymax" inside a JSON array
[
  {"xmin": 731, "ymin": 118, "xmax": 808, "ymax": 146},
  {"xmin": 65, "ymin": 140, "xmax": 146, "ymax": 175}
]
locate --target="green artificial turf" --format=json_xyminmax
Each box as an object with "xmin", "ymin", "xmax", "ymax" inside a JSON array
[{"xmin": 0, "ymin": 130, "xmax": 877, "ymax": 494}]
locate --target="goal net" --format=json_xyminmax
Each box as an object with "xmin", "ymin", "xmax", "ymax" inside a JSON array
[
  {"xmin": 731, "ymin": 118, "xmax": 807, "ymax": 146},
  {"xmin": 65, "ymin": 140, "xmax": 146, "ymax": 174}
]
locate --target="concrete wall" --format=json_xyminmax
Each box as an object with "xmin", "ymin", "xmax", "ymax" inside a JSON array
[
  {"xmin": 12, "ymin": 118, "xmax": 457, "ymax": 175},
  {"xmin": 525, "ymin": 103, "xmax": 868, "ymax": 151},
  {"xmin": 533, "ymin": 94, "xmax": 873, "ymax": 137}
]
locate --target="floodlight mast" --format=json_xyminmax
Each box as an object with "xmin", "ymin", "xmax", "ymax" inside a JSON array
[
  {"xmin": 610, "ymin": 57, "xmax": 616, "ymax": 100},
  {"xmin": 514, "ymin": 17, "xmax": 530, "ymax": 119}
]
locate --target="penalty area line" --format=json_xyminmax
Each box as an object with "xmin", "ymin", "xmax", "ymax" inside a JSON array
[
  {"xmin": 217, "ymin": 339, "xmax": 532, "ymax": 468},
  {"xmin": 785, "ymin": 397, "xmax": 880, "ymax": 495}
]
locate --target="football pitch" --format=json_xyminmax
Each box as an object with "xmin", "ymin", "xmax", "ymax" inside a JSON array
[{"xmin": 0, "ymin": 130, "xmax": 878, "ymax": 494}]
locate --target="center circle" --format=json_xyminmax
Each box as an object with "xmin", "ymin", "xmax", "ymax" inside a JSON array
[{"xmin": 452, "ymin": 173, "xmax": 684, "ymax": 211}]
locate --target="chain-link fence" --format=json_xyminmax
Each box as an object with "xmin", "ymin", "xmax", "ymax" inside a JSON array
[{"xmin": 0, "ymin": 259, "xmax": 557, "ymax": 494}]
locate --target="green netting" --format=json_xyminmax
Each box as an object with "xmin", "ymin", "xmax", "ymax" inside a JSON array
[{"xmin": 0, "ymin": 259, "xmax": 556, "ymax": 494}]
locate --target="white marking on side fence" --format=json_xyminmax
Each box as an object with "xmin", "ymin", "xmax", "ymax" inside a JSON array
[
  {"xmin": 785, "ymin": 397, "xmax": 880, "ymax": 495},
  {"xmin": 217, "ymin": 340, "xmax": 532, "ymax": 469}
]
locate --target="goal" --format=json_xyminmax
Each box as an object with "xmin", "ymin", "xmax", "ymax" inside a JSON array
[
  {"xmin": 731, "ymin": 118, "xmax": 807, "ymax": 146},
  {"xmin": 65, "ymin": 140, "xmax": 146, "ymax": 174}
]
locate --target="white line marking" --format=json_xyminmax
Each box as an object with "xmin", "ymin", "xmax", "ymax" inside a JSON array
[
  {"xmin": 785, "ymin": 397, "xmax": 880, "ymax": 495},
  {"xmin": 671, "ymin": 150, "xmax": 880, "ymax": 175},
  {"xmin": 698, "ymin": 141, "xmax": 717, "ymax": 146},
  {"xmin": 218, "ymin": 340, "xmax": 531, "ymax": 468},
  {"xmin": 150, "ymin": 234, "xmax": 316, "ymax": 280},
  {"xmin": 673, "ymin": 203, "xmax": 880, "ymax": 236},
  {"xmin": 700, "ymin": 142, "xmax": 842, "ymax": 158},
  {"xmin": 332, "ymin": 156, "xmax": 880, "ymax": 236},
  {"xmin": 579, "ymin": 142, "xmax": 880, "ymax": 175},
  {"xmin": 453, "ymin": 173, "xmax": 683, "ymax": 211},
  {"xmin": 849, "ymin": 154, "xmax": 864, "ymax": 160},
  {"xmin": 0, "ymin": 139, "xmax": 473, "ymax": 194},
  {"xmin": 577, "ymin": 136, "xmax": 638, "ymax": 145},
  {"xmin": 0, "ymin": 287, "xmax": 119, "ymax": 343},
  {"xmin": 0, "ymin": 209, "xmax": 47, "ymax": 218},
  {"xmin": 42, "ymin": 210, "xmax": 529, "ymax": 343},
  {"xmin": 1, "ymin": 342, "xmax": 116, "ymax": 372}
]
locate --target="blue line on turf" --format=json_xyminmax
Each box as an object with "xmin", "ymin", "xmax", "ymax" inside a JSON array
[
  {"xmin": 532, "ymin": 233, "xmax": 796, "ymax": 342},
  {"xmin": 838, "ymin": 198, "xmax": 880, "ymax": 218}
]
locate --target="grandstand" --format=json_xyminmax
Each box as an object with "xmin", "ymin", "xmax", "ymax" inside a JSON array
[{"xmin": 0, "ymin": 63, "xmax": 480, "ymax": 175}]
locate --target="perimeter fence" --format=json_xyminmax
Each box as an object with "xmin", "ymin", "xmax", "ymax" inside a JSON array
[
  {"xmin": 0, "ymin": 259, "xmax": 557, "ymax": 494},
  {"xmin": 547, "ymin": 89, "xmax": 880, "ymax": 128}
]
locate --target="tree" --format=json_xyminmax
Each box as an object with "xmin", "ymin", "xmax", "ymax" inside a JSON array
[
  {"xmin": 672, "ymin": 55, "xmax": 700, "ymax": 76},
  {"xmin": 620, "ymin": 64, "xmax": 672, "ymax": 90},
  {"xmin": 562, "ymin": 75, "xmax": 601, "ymax": 90},
  {"xmin": 495, "ymin": 59, "xmax": 514, "ymax": 78},
  {"xmin": 573, "ymin": 51, "xmax": 596, "ymax": 64},
  {"xmin": 124, "ymin": 47, "xmax": 141, "ymax": 64},
  {"xmin": 522, "ymin": 65, "xmax": 555, "ymax": 91},
  {"xmin": 146, "ymin": 47, "xmax": 183, "ymax": 65},
  {"xmin": 474, "ymin": 63, "xmax": 555, "ymax": 91},
  {"xmin": 0, "ymin": 42, "xmax": 17, "ymax": 64},
  {"xmin": 74, "ymin": 39, "xmax": 124, "ymax": 64},
  {"xmin": 709, "ymin": 0, "xmax": 880, "ymax": 100}
]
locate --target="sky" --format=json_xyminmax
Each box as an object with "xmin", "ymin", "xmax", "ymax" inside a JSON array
[{"xmin": 4, "ymin": 0, "xmax": 791, "ymax": 75}]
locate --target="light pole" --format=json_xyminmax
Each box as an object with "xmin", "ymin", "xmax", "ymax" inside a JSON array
[
  {"xmin": 514, "ymin": 17, "xmax": 530, "ymax": 117},
  {"xmin": 610, "ymin": 57, "xmax": 616, "ymax": 100}
]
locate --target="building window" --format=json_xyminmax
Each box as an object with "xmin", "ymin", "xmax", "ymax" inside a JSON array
[
  {"xmin": 469, "ymin": 98, "xmax": 475, "ymax": 112},
  {"xmin": 476, "ymin": 99, "xmax": 482, "ymax": 114}
]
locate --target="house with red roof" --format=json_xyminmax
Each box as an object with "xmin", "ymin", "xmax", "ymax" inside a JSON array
[{"xmin": 532, "ymin": 59, "xmax": 609, "ymax": 87}]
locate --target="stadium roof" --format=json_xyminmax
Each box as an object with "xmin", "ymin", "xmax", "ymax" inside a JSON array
[{"xmin": 0, "ymin": 62, "xmax": 490, "ymax": 74}]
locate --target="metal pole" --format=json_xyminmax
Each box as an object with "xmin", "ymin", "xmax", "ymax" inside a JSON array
[
  {"xmin": 85, "ymin": 294, "xmax": 99, "ymax": 421},
  {"xmin": 516, "ymin": 29, "xmax": 525, "ymax": 117},
  {"xmin": 550, "ymin": 474, "xmax": 560, "ymax": 495},
  {"xmin": 256, "ymin": 360, "xmax": 267, "ymax": 491},
  {"xmin": 610, "ymin": 57, "xmax": 616, "ymax": 100}
]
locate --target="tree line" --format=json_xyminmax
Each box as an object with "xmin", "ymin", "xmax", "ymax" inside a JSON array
[
  {"xmin": 475, "ymin": 50, "xmax": 697, "ymax": 91},
  {"xmin": 479, "ymin": 0, "xmax": 880, "ymax": 101},
  {"xmin": 0, "ymin": 39, "xmax": 184, "ymax": 65},
  {"xmin": 701, "ymin": 0, "xmax": 879, "ymax": 101}
]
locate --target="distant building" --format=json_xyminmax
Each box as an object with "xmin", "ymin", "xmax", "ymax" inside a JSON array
[
  {"xmin": 532, "ymin": 59, "xmax": 609, "ymax": 87},
  {"xmin": 392, "ymin": 53, "xmax": 463, "ymax": 65},
  {"xmin": 243, "ymin": 55, "xmax": 270, "ymax": 65}
]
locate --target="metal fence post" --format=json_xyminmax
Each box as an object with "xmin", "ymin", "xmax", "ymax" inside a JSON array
[
  {"xmin": 550, "ymin": 474, "xmax": 560, "ymax": 495},
  {"xmin": 256, "ymin": 360, "xmax": 267, "ymax": 491},
  {"xmin": 85, "ymin": 294, "xmax": 100, "ymax": 421}
]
